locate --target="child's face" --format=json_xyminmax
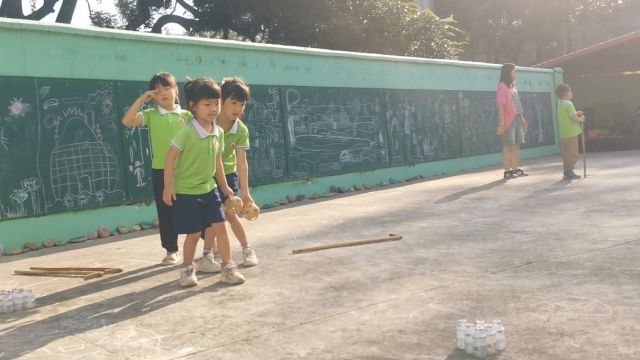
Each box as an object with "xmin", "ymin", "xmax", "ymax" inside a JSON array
[
  {"xmin": 154, "ymin": 84, "xmax": 178, "ymax": 109},
  {"xmin": 566, "ymin": 89, "xmax": 573, "ymax": 100},
  {"xmin": 191, "ymin": 98, "xmax": 220, "ymax": 123},
  {"xmin": 221, "ymin": 97, "xmax": 247, "ymax": 121},
  {"xmin": 511, "ymin": 69, "xmax": 517, "ymax": 82}
]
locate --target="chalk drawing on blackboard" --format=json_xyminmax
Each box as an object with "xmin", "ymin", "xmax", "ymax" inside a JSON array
[
  {"xmin": 284, "ymin": 88, "xmax": 387, "ymax": 178},
  {"xmin": 41, "ymin": 89, "xmax": 123, "ymax": 211},
  {"xmin": 126, "ymin": 126, "xmax": 150, "ymax": 188},
  {"xmin": 0, "ymin": 127, "xmax": 8, "ymax": 151},
  {"xmin": 8, "ymin": 98, "xmax": 31, "ymax": 118},
  {"xmin": 245, "ymin": 87, "xmax": 286, "ymax": 181},
  {"xmin": 20, "ymin": 177, "xmax": 41, "ymax": 215}
]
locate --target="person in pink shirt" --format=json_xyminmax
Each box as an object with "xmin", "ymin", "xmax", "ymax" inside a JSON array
[{"xmin": 496, "ymin": 63, "xmax": 528, "ymax": 180}]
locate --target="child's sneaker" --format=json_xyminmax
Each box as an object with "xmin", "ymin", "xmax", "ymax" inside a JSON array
[
  {"xmin": 179, "ymin": 265, "xmax": 198, "ymax": 287},
  {"xmin": 514, "ymin": 168, "xmax": 528, "ymax": 177},
  {"xmin": 214, "ymin": 253, "xmax": 222, "ymax": 264},
  {"xmin": 503, "ymin": 170, "xmax": 517, "ymax": 180},
  {"xmin": 162, "ymin": 252, "xmax": 181, "ymax": 266},
  {"xmin": 242, "ymin": 247, "xmax": 258, "ymax": 267},
  {"xmin": 196, "ymin": 254, "xmax": 222, "ymax": 273},
  {"xmin": 568, "ymin": 171, "xmax": 581, "ymax": 180},
  {"xmin": 220, "ymin": 261, "xmax": 245, "ymax": 285}
]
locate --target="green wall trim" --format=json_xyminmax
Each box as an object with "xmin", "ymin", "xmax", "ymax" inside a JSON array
[
  {"xmin": 1, "ymin": 18, "xmax": 554, "ymax": 91},
  {"xmin": 0, "ymin": 145, "xmax": 558, "ymax": 253}
]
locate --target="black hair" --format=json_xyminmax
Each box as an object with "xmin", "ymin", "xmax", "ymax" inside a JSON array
[
  {"xmin": 184, "ymin": 77, "xmax": 221, "ymax": 109},
  {"xmin": 221, "ymin": 77, "xmax": 251, "ymax": 102},
  {"xmin": 555, "ymin": 84, "xmax": 571, "ymax": 98},
  {"xmin": 149, "ymin": 72, "xmax": 179, "ymax": 104},
  {"xmin": 499, "ymin": 63, "xmax": 516, "ymax": 87}
]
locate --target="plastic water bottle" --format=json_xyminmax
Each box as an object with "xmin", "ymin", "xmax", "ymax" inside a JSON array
[
  {"xmin": 473, "ymin": 325, "xmax": 487, "ymax": 358},
  {"xmin": 494, "ymin": 320, "xmax": 506, "ymax": 351},
  {"xmin": 0, "ymin": 292, "xmax": 12, "ymax": 313},
  {"xmin": 25, "ymin": 289, "xmax": 35, "ymax": 309},
  {"xmin": 465, "ymin": 323, "xmax": 475, "ymax": 354},
  {"xmin": 456, "ymin": 319, "xmax": 467, "ymax": 350},
  {"xmin": 485, "ymin": 324, "xmax": 497, "ymax": 355},
  {"xmin": 12, "ymin": 289, "xmax": 23, "ymax": 311}
]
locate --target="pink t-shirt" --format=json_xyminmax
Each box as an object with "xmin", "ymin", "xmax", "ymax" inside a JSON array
[{"xmin": 496, "ymin": 82, "xmax": 522, "ymax": 128}]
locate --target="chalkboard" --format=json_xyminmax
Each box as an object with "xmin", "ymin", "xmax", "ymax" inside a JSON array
[
  {"xmin": 0, "ymin": 77, "xmax": 42, "ymax": 220},
  {"xmin": 244, "ymin": 86, "xmax": 287, "ymax": 185},
  {"xmin": 459, "ymin": 91, "xmax": 503, "ymax": 156},
  {"xmin": 282, "ymin": 87, "xmax": 388, "ymax": 178},
  {"xmin": 115, "ymin": 81, "xmax": 155, "ymax": 201},
  {"xmin": 0, "ymin": 77, "xmax": 128, "ymax": 220},
  {"xmin": 520, "ymin": 92, "xmax": 555, "ymax": 148},
  {"xmin": 459, "ymin": 91, "xmax": 555, "ymax": 156},
  {"xmin": 384, "ymin": 90, "xmax": 462, "ymax": 164}
]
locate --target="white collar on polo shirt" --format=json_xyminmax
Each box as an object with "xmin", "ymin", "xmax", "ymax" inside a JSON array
[
  {"xmin": 229, "ymin": 118, "xmax": 240, "ymax": 134},
  {"xmin": 157, "ymin": 104, "xmax": 183, "ymax": 115},
  {"xmin": 191, "ymin": 118, "xmax": 220, "ymax": 139}
]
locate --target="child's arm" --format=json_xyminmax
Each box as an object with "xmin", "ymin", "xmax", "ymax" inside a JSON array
[
  {"xmin": 236, "ymin": 149, "xmax": 254, "ymax": 205},
  {"xmin": 122, "ymin": 90, "xmax": 157, "ymax": 127},
  {"xmin": 571, "ymin": 110, "xmax": 586, "ymax": 123},
  {"xmin": 496, "ymin": 106, "xmax": 506, "ymax": 134},
  {"xmin": 163, "ymin": 148, "xmax": 179, "ymax": 206},
  {"xmin": 215, "ymin": 155, "xmax": 234, "ymax": 201}
]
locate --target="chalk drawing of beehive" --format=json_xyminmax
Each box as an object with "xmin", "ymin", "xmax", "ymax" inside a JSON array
[{"xmin": 49, "ymin": 141, "xmax": 119, "ymax": 200}]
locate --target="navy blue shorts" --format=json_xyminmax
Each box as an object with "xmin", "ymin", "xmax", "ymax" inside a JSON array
[
  {"xmin": 172, "ymin": 189, "xmax": 225, "ymax": 234},
  {"xmin": 216, "ymin": 172, "xmax": 239, "ymax": 204}
]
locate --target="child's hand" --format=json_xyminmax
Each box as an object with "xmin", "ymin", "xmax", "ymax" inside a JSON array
[
  {"xmin": 222, "ymin": 186, "xmax": 234, "ymax": 201},
  {"xmin": 140, "ymin": 90, "xmax": 157, "ymax": 103},
  {"xmin": 163, "ymin": 186, "xmax": 176, "ymax": 206},
  {"xmin": 242, "ymin": 193, "xmax": 254, "ymax": 206},
  {"xmin": 576, "ymin": 111, "xmax": 584, "ymax": 116},
  {"xmin": 520, "ymin": 117, "xmax": 528, "ymax": 129}
]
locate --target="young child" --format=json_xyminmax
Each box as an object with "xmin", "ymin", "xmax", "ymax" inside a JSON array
[
  {"xmin": 496, "ymin": 63, "xmax": 528, "ymax": 180},
  {"xmin": 555, "ymin": 84, "xmax": 586, "ymax": 180},
  {"xmin": 122, "ymin": 72, "xmax": 191, "ymax": 265},
  {"xmin": 198, "ymin": 77, "xmax": 258, "ymax": 268},
  {"xmin": 163, "ymin": 78, "xmax": 245, "ymax": 287}
]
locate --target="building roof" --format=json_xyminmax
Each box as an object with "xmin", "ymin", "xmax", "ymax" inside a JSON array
[{"xmin": 535, "ymin": 29, "xmax": 640, "ymax": 77}]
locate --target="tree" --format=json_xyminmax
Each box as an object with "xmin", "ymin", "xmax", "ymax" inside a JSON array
[
  {"xmin": 0, "ymin": 0, "xmax": 78, "ymax": 23},
  {"xmin": 433, "ymin": 0, "xmax": 638, "ymax": 65}
]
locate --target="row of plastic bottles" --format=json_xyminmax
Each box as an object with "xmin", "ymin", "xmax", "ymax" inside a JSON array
[
  {"xmin": 456, "ymin": 319, "xmax": 506, "ymax": 358},
  {"xmin": 1, "ymin": 288, "xmax": 36, "ymax": 313}
]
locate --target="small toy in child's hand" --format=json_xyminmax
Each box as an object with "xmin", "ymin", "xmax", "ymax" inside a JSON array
[
  {"xmin": 224, "ymin": 196, "xmax": 244, "ymax": 214},
  {"xmin": 240, "ymin": 203, "xmax": 260, "ymax": 221}
]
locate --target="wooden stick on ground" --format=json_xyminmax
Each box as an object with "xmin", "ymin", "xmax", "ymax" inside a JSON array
[
  {"xmin": 30, "ymin": 267, "xmax": 123, "ymax": 275},
  {"xmin": 291, "ymin": 234, "xmax": 402, "ymax": 255},
  {"xmin": 15, "ymin": 270, "xmax": 104, "ymax": 280}
]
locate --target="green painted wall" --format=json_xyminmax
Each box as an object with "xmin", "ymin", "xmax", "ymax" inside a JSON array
[{"xmin": 0, "ymin": 19, "xmax": 562, "ymax": 254}]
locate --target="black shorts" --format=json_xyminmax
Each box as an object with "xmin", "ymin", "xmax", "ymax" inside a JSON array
[
  {"xmin": 172, "ymin": 189, "xmax": 225, "ymax": 234},
  {"xmin": 216, "ymin": 172, "xmax": 239, "ymax": 204}
]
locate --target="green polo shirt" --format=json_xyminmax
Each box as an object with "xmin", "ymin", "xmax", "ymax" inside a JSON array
[
  {"xmin": 170, "ymin": 119, "xmax": 224, "ymax": 195},
  {"xmin": 221, "ymin": 119, "xmax": 250, "ymax": 175},
  {"xmin": 558, "ymin": 100, "xmax": 583, "ymax": 139},
  {"xmin": 140, "ymin": 105, "xmax": 191, "ymax": 169}
]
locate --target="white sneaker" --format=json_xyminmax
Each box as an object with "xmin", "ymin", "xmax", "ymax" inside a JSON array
[
  {"xmin": 242, "ymin": 247, "xmax": 258, "ymax": 267},
  {"xmin": 196, "ymin": 253, "xmax": 222, "ymax": 273},
  {"xmin": 162, "ymin": 252, "xmax": 181, "ymax": 266},
  {"xmin": 214, "ymin": 253, "xmax": 222, "ymax": 264},
  {"xmin": 220, "ymin": 261, "xmax": 245, "ymax": 285},
  {"xmin": 179, "ymin": 266, "xmax": 198, "ymax": 287}
]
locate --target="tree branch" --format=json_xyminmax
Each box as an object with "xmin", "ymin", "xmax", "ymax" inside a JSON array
[
  {"xmin": 24, "ymin": 0, "xmax": 61, "ymax": 20},
  {"xmin": 56, "ymin": 0, "xmax": 78, "ymax": 23},
  {"xmin": 176, "ymin": 0, "xmax": 199, "ymax": 17},
  {"xmin": 151, "ymin": 14, "xmax": 198, "ymax": 33}
]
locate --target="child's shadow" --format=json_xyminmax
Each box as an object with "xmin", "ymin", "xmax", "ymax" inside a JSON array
[
  {"xmin": 0, "ymin": 266, "xmax": 230, "ymax": 358},
  {"xmin": 435, "ymin": 179, "xmax": 506, "ymax": 204}
]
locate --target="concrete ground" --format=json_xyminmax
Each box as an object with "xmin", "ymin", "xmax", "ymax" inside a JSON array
[{"xmin": 1, "ymin": 150, "xmax": 639, "ymax": 360}]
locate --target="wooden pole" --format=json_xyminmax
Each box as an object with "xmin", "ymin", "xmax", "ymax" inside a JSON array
[
  {"xmin": 291, "ymin": 234, "xmax": 402, "ymax": 255},
  {"xmin": 581, "ymin": 124, "xmax": 587, "ymax": 178}
]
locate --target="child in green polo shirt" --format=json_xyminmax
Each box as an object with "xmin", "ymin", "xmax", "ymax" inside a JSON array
[
  {"xmin": 556, "ymin": 84, "xmax": 586, "ymax": 180},
  {"xmin": 198, "ymin": 77, "xmax": 258, "ymax": 268},
  {"xmin": 121, "ymin": 72, "xmax": 191, "ymax": 266},
  {"xmin": 163, "ymin": 78, "xmax": 245, "ymax": 287}
]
